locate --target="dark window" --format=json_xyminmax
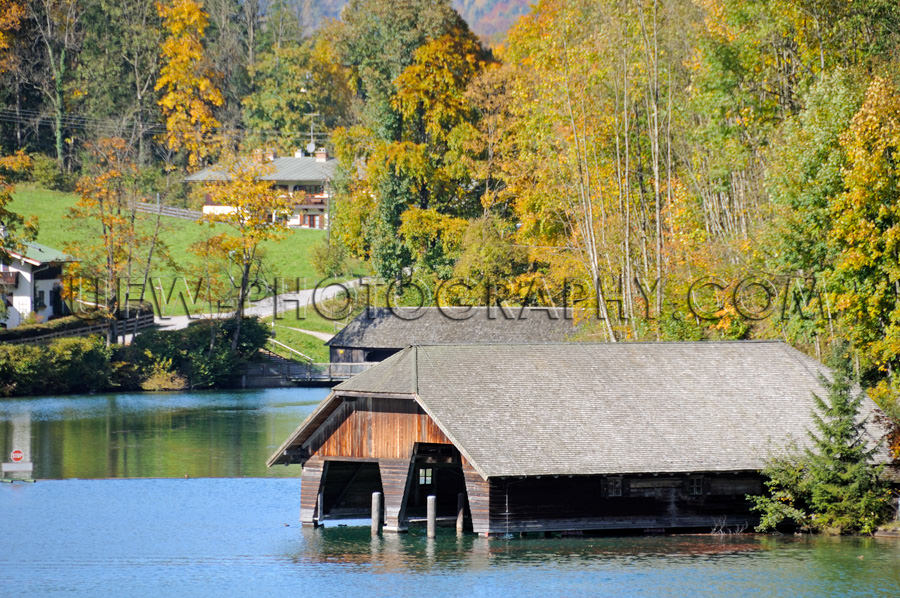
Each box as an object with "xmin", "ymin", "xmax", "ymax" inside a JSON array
[
  {"xmin": 35, "ymin": 290, "xmax": 46, "ymax": 309},
  {"xmin": 688, "ymin": 478, "xmax": 704, "ymax": 496},
  {"xmin": 607, "ymin": 477, "xmax": 622, "ymax": 497}
]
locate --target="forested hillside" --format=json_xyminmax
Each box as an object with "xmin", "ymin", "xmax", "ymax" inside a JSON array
[{"xmin": 297, "ymin": 0, "xmax": 532, "ymax": 39}]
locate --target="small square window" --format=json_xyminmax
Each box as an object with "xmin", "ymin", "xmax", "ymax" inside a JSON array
[
  {"xmin": 607, "ymin": 477, "xmax": 622, "ymax": 497},
  {"xmin": 418, "ymin": 468, "xmax": 433, "ymax": 485},
  {"xmin": 688, "ymin": 478, "xmax": 704, "ymax": 496}
]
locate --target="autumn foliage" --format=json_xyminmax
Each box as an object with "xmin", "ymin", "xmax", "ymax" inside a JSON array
[{"xmin": 155, "ymin": 0, "xmax": 223, "ymax": 169}]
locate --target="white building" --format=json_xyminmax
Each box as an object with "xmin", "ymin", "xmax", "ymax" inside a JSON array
[
  {"xmin": 0, "ymin": 242, "xmax": 76, "ymax": 329},
  {"xmin": 185, "ymin": 149, "xmax": 337, "ymax": 230}
]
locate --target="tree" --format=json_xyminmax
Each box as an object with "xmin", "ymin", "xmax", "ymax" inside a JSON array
[
  {"xmin": 27, "ymin": 0, "xmax": 83, "ymax": 169},
  {"xmin": 243, "ymin": 35, "xmax": 352, "ymax": 149},
  {"xmin": 0, "ymin": 150, "xmax": 37, "ymax": 265},
  {"xmin": 332, "ymin": 5, "xmax": 489, "ymax": 279},
  {"xmin": 69, "ymin": 138, "xmax": 155, "ymax": 344},
  {"xmin": 749, "ymin": 352, "xmax": 892, "ymax": 534},
  {"xmin": 828, "ymin": 76, "xmax": 900, "ymax": 376},
  {"xmin": 75, "ymin": 0, "xmax": 163, "ymax": 166},
  {"xmin": 200, "ymin": 151, "xmax": 291, "ymax": 348},
  {"xmin": 0, "ymin": 0, "xmax": 24, "ymax": 74},
  {"xmin": 155, "ymin": 0, "xmax": 224, "ymax": 170}
]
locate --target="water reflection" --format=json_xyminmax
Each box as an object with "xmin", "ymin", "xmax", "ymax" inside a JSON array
[
  {"xmin": 0, "ymin": 388, "xmax": 328, "ymax": 478},
  {"xmin": 1, "ymin": 479, "xmax": 898, "ymax": 597}
]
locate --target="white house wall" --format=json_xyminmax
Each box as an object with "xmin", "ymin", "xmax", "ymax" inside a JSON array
[{"xmin": 1, "ymin": 260, "xmax": 63, "ymax": 329}]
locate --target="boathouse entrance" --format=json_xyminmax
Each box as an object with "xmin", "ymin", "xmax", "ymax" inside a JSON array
[
  {"xmin": 301, "ymin": 443, "xmax": 469, "ymax": 530},
  {"xmin": 318, "ymin": 461, "xmax": 383, "ymax": 520},
  {"xmin": 406, "ymin": 443, "xmax": 467, "ymax": 523}
]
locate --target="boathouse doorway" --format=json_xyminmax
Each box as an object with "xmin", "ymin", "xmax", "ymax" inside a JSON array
[
  {"xmin": 405, "ymin": 443, "xmax": 467, "ymax": 521},
  {"xmin": 318, "ymin": 461, "xmax": 383, "ymax": 520}
]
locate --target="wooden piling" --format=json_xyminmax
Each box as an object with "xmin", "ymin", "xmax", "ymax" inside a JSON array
[
  {"xmin": 426, "ymin": 495, "xmax": 437, "ymax": 538},
  {"xmin": 456, "ymin": 492, "xmax": 465, "ymax": 535},
  {"xmin": 317, "ymin": 488, "xmax": 325, "ymax": 527},
  {"xmin": 372, "ymin": 491, "xmax": 383, "ymax": 535}
]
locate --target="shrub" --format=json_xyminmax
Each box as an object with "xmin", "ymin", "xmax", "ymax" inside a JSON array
[
  {"xmin": 140, "ymin": 353, "xmax": 188, "ymax": 391},
  {"xmin": 0, "ymin": 336, "xmax": 112, "ymax": 396},
  {"xmin": 311, "ymin": 239, "xmax": 348, "ymax": 278},
  {"xmin": 0, "ymin": 313, "xmax": 106, "ymax": 342},
  {"xmin": 30, "ymin": 153, "xmax": 69, "ymax": 190},
  {"xmin": 131, "ymin": 317, "xmax": 270, "ymax": 389}
]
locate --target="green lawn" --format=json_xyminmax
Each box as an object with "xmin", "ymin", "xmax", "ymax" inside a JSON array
[
  {"xmin": 261, "ymin": 296, "xmax": 363, "ymax": 362},
  {"xmin": 11, "ymin": 185, "xmax": 370, "ymax": 359},
  {"xmin": 11, "ymin": 185, "xmax": 333, "ymax": 315}
]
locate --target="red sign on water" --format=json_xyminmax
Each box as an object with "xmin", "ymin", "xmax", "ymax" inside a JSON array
[{"xmin": 10, "ymin": 449, "xmax": 24, "ymax": 462}]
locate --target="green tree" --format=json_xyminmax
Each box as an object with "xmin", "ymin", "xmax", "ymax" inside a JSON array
[
  {"xmin": 828, "ymin": 76, "xmax": 900, "ymax": 375},
  {"xmin": 750, "ymin": 352, "xmax": 892, "ymax": 535},
  {"xmin": 333, "ymin": 3, "xmax": 489, "ymax": 279},
  {"xmin": 243, "ymin": 35, "xmax": 352, "ymax": 148}
]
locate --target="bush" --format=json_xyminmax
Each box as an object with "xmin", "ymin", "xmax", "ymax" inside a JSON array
[
  {"xmin": 311, "ymin": 239, "xmax": 348, "ymax": 278},
  {"xmin": 0, "ymin": 336, "xmax": 112, "ymax": 397},
  {"xmin": 140, "ymin": 353, "xmax": 188, "ymax": 391},
  {"xmin": 30, "ymin": 153, "xmax": 70, "ymax": 190},
  {"xmin": 131, "ymin": 317, "xmax": 270, "ymax": 389}
]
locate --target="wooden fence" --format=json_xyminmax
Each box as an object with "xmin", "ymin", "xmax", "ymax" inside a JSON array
[
  {"xmin": 2, "ymin": 312, "xmax": 155, "ymax": 345},
  {"xmin": 132, "ymin": 201, "xmax": 202, "ymax": 221}
]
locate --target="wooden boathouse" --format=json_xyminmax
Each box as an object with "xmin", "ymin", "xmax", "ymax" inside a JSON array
[
  {"xmin": 327, "ymin": 306, "xmax": 583, "ymax": 364},
  {"xmin": 268, "ymin": 341, "xmax": 887, "ymax": 535}
]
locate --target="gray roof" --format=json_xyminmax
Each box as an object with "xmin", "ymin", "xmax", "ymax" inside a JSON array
[
  {"xmin": 270, "ymin": 341, "xmax": 890, "ymax": 478},
  {"xmin": 184, "ymin": 156, "xmax": 336, "ymax": 183},
  {"xmin": 328, "ymin": 307, "xmax": 584, "ymax": 349}
]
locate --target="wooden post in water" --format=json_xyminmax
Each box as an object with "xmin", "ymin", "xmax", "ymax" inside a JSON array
[
  {"xmin": 371, "ymin": 492, "xmax": 383, "ymax": 535},
  {"xmin": 317, "ymin": 488, "xmax": 325, "ymax": 527},
  {"xmin": 426, "ymin": 495, "xmax": 437, "ymax": 538},
  {"xmin": 456, "ymin": 492, "xmax": 465, "ymax": 535}
]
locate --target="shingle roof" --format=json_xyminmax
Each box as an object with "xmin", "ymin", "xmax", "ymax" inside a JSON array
[
  {"xmin": 184, "ymin": 156, "xmax": 336, "ymax": 183},
  {"xmin": 270, "ymin": 341, "xmax": 890, "ymax": 478},
  {"xmin": 327, "ymin": 307, "xmax": 584, "ymax": 349}
]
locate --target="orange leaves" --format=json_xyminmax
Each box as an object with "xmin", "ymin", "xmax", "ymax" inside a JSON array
[{"xmin": 155, "ymin": 0, "xmax": 223, "ymax": 169}]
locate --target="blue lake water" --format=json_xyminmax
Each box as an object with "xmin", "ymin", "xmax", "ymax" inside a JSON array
[{"xmin": 1, "ymin": 389, "xmax": 898, "ymax": 596}]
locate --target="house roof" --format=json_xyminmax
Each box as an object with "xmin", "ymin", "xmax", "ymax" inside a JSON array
[
  {"xmin": 269, "ymin": 341, "xmax": 890, "ymax": 478},
  {"xmin": 5, "ymin": 241, "xmax": 76, "ymax": 266},
  {"xmin": 184, "ymin": 156, "xmax": 337, "ymax": 183},
  {"xmin": 327, "ymin": 307, "xmax": 584, "ymax": 349}
]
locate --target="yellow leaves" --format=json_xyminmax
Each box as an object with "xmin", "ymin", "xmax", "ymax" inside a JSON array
[
  {"xmin": 0, "ymin": 149, "xmax": 30, "ymax": 174},
  {"xmin": 200, "ymin": 152, "xmax": 290, "ymax": 253},
  {"xmin": 0, "ymin": 0, "xmax": 24, "ymax": 73},
  {"xmin": 392, "ymin": 27, "xmax": 488, "ymax": 143},
  {"xmin": 399, "ymin": 207, "xmax": 467, "ymax": 256},
  {"xmin": 155, "ymin": 0, "xmax": 223, "ymax": 169}
]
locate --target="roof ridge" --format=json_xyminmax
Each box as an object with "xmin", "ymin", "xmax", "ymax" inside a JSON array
[{"xmin": 404, "ymin": 340, "xmax": 789, "ymax": 347}]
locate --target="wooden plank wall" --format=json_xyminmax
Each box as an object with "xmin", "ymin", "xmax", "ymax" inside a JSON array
[
  {"xmin": 462, "ymin": 462, "xmax": 491, "ymax": 534},
  {"xmin": 299, "ymin": 458, "xmax": 325, "ymax": 525},
  {"xmin": 478, "ymin": 474, "xmax": 763, "ymax": 534},
  {"xmin": 379, "ymin": 459, "xmax": 413, "ymax": 531},
  {"xmin": 307, "ymin": 397, "xmax": 452, "ymax": 460}
]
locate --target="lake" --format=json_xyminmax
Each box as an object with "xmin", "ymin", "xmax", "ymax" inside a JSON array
[{"xmin": 1, "ymin": 389, "xmax": 898, "ymax": 597}]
